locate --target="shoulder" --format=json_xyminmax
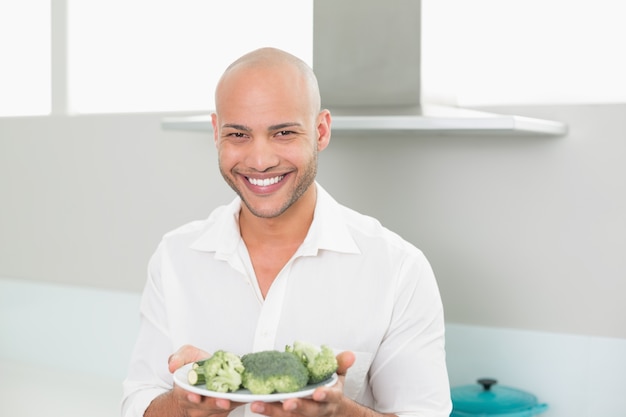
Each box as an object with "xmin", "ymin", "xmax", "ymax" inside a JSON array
[
  {"xmin": 158, "ymin": 199, "xmax": 238, "ymax": 249},
  {"xmin": 318, "ymin": 185, "xmax": 425, "ymax": 260},
  {"xmin": 341, "ymin": 203, "xmax": 425, "ymax": 258}
]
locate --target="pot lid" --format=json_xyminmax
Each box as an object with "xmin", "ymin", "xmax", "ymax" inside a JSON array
[{"xmin": 451, "ymin": 378, "xmax": 542, "ymax": 415}]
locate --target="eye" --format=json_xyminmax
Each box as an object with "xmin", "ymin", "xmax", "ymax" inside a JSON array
[
  {"xmin": 275, "ymin": 130, "xmax": 295, "ymax": 137},
  {"xmin": 223, "ymin": 131, "xmax": 249, "ymax": 142}
]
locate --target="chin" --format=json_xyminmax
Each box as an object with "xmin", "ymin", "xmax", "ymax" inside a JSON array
[{"xmin": 242, "ymin": 197, "xmax": 293, "ymax": 219}]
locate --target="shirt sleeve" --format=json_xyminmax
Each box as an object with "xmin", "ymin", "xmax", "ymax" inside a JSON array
[
  {"xmin": 369, "ymin": 249, "xmax": 452, "ymax": 417},
  {"xmin": 121, "ymin": 242, "xmax": 175, "ymax": 417}
]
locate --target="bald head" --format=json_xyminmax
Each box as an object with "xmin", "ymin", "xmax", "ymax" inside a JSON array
[
  {"xmin": 210, "ymin": 48, "xmax": 332, "ymax": 220},
  {"xmin": 214, "ymin": 48, "xmax": 321, "ymax": 116}
]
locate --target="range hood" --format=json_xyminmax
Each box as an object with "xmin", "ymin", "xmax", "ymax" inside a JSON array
[{"xmin": 162, "ymin": 0, "xmax": 567, "ymax": 136}]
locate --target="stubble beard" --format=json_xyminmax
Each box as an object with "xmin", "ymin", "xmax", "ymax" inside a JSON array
[{"xmin": 219, "ymin": 152, "xmax": 318, "ymax": 219}]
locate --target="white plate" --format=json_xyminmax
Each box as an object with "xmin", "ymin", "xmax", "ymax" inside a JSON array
[{"xmin": 173, "ymin": 363, "xmax": 338, "ymax": 403}]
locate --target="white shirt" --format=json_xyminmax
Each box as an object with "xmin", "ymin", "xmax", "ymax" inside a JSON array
[{"xmin": 122, "ymin": 184, "xmax": 451, "ymax": 417}]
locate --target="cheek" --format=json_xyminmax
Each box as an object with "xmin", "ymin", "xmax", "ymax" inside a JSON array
[
  {"xmin": 217, "ymin": 146, "xmax": 236, "ymax": 170},
  {"xmin": 282, "ymin": 148, "xmax": 312, "ymax": 168}
]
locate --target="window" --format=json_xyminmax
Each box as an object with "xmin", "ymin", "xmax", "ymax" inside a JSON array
[
  {"xmin": 1, "ymin": 1, "xmax": 624, "ymax": 118},
  {"xmin": 0, "ymin": 0, "xmax": 50, "ymax": 117},
  {"xmin": 67, "ymin": 0, "xmax": 313, "ymax": 114},
  {"xmin": 422, "ymin": 0, "xmax": 626, "ymax": 106}
]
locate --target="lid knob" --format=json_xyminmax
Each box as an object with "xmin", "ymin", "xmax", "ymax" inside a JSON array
[{"xmin": 477, "ymin": 378, "xmax": 498, "ymax": 391}]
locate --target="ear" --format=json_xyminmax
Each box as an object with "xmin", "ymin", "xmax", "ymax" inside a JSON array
[
  {"xmin": 316, "ymin": 109, "xmax": 332, "ymax": 151},
  {"xmin": 211, "ymin": 113, "xmax": 219, "ymax": 146}
]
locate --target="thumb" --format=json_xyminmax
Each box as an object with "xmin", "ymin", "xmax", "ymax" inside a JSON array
[
  {"xmin": 336, "ymin": 351, "xmax": 356, "ymax": 376},
  {"xmin": 168, "ymin": 344, "xmax": 210, "ymax": 373}
]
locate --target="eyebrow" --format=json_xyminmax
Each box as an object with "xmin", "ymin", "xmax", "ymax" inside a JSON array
[
  {"xmin": 222, "ymin": 123, "xmax": 251, "ymax": 132},
  {"xmin": 221, "ymin": 122, "xmax": 303, "ymax": 132},
  {"xmin": 268, "ymin": 122, "xmax": 303, "ymax": 131}
]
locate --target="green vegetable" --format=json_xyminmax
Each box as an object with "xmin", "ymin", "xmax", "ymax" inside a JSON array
[
  {"xmin": 286, "ymin": 341, "xmax": 338, "ymax": 384},
  {"xmin": 192, "ymin": 359, "xmax": 209, "ymax": 369},
  {"xmin": 241, "ymin": 350, "xmax": 309, "ymax": 394},
  {"xmin": 199, "ymin": 350, "xmax": 245, "ymax": 393},
  {"xmin": 187, "ymin": 367, "xmax": 206, "ymax": 385},
  {"xmin": 187, "ymin": 358, "xmax": 210, "ymax": 385}
]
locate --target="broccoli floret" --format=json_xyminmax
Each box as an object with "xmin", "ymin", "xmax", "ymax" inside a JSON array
[
  {"xmin": 201, "ymin": 350, "xmax": 244, "ymax": 393},
  {"xmin": 286, "ymin": 341, "xmax": 338, "ymax": 384},
  {"xmin": 241, "ymin": 350, "xmax": 309, "ymax": 394}
]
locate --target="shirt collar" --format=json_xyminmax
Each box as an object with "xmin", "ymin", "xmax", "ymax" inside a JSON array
[
  {"xmin": 301, "ymin": 183, "xmax": 361, "ymax": 255},
  {"xmin": 188, "ymin": 197, "xmax": 241, "ymax": 257},
  {"xmin": 189, "ymin": 183, "xmax": 361, "ymax": 256}
]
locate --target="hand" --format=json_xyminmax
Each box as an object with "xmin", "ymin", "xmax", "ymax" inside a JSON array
[
  {"xmin": 169, "ymin": 383, "xmax": 245, "ymax": 417},
  {"xmin": 146, "ymin": 344, "xmax": 245, "ymax": 417},
  {"xmin": 249, "ymin": 351, "xmax": 357, "ymax": 417},
  {"xmin": 167, "ymin": 343, "xmax": 211, "ymax": 374}
]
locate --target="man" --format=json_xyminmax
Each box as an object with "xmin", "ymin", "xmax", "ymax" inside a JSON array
[{"xmin": 122, "ymin": 47, "xmax": 451, "ymax": 417}]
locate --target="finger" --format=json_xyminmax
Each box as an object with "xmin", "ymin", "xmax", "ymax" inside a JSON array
[
  {"xmin": 168, "ymin": 344, "xmax": 210, "ymax": 372},
  {"xmin": 281, "ymin": 398, "xmax": 300, "ymax": 412},
  {"xmin": 185, "ymin": 392, "xmax": 203, "ymax": 404},
  {"xmin": 251, "ymin": 399, "xmax": 303, "ymax": 416},
  {"xmin": 282, "ymin": 396, "xmax": 333, "ymax": 416},
  {"xmin": 174, "ymin": 385, "xmax": 239, "ymax": 414},
  {"xmin": 312, "ymin": 388, "xmax": 329, "ymax": 402},
  {"xmin": 215, "ymin": 398, "xmax": 234, "ymax": 410},
  {"xmin": 251, "ymin": 401, "xmax": 285, "ymax": 415},
  {"xmin": 336, "ymin": 351, "xmax": 355, "ymax": 375}
]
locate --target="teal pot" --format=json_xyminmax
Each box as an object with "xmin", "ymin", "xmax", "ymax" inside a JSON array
[{"xmin": 450, "ymin": 378, "xmax": 548, "ymax": 417}]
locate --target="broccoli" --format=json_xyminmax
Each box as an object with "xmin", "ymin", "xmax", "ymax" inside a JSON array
[
  {"xmin": 286, "ymin": 341, "xmax": 338, "ymax": 384},
  {"xmin": 241, "ymin": 350, "xmax": 309, "ymax": 394},
  {"xmin": 198, "ymin": 350, "xmax": 245, "ymax": 393}
]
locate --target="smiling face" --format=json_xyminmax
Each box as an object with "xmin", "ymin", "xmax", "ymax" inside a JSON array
[{"xmin": 212, "ymin": 48, "xmax": 331, "ymax": 220}]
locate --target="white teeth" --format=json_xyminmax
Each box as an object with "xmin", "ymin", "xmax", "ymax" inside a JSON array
[{"xmin": 248, "ymin": 175, "xmax": 284, "ymax": 186}]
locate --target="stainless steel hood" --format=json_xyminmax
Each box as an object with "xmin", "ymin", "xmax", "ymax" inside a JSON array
[{"xmin": 162, "ymin": 0, "xmax": 567, "ymax": 136}]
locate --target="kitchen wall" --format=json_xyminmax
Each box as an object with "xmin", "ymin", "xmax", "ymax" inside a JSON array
[
  {"xmin": 0, "ymin": 112, "xmax": 232, "ymax": 290},
  {"xmin": 1, "ymin": 104, "xmax": 624, "ymax": 340}
]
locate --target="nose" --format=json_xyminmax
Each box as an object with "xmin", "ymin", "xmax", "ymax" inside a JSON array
[{"xmin": 244, "ymin": 136, "xmax": 280, "ymax": 172}]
